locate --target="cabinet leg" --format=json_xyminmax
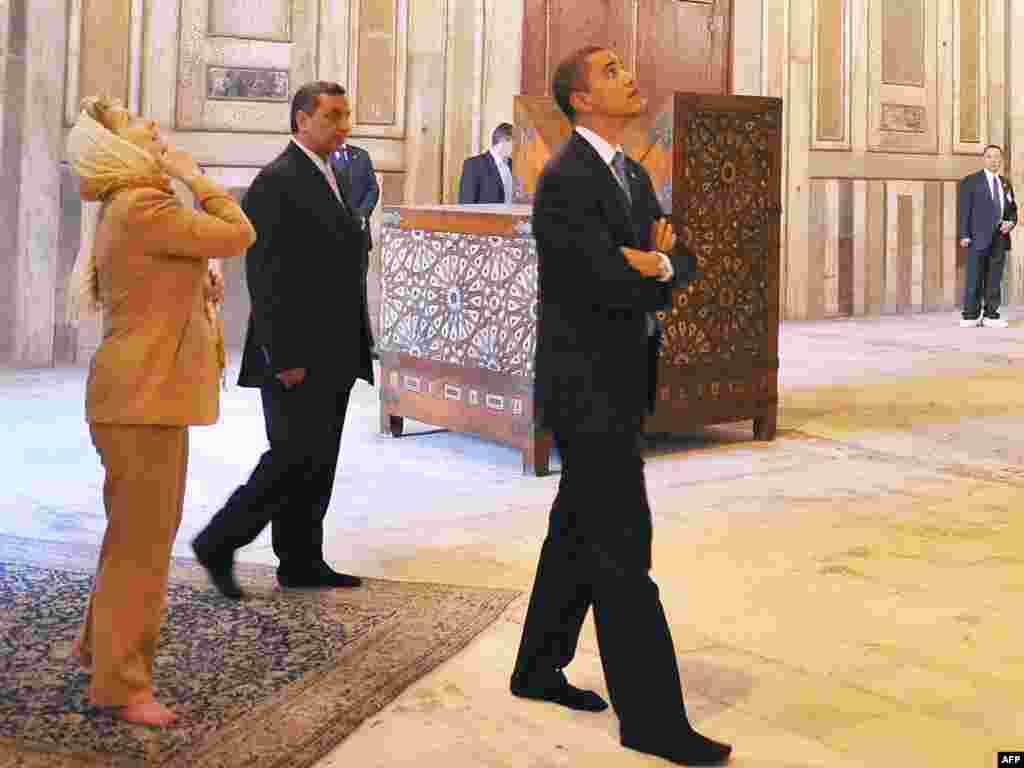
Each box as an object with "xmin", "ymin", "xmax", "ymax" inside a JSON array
[
  {"xmin": 522, "ymin": 430, "xmax": 553, "ymax": 476},
  {"xmin": 380, "ymin": 408, "xmax": 404, "ymax": 438},
  {"xmin": 753, "ymin": 410, "xmax": 777, "ymax": 441}
]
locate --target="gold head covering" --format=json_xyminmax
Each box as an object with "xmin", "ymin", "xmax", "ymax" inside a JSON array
[
  {"xmin": 64, "ymin": 97, "xmax": 227, "ymax": 381},
  {"xmin": 64, "ymin": 97, "xmax": 172, "ymax": 322}
]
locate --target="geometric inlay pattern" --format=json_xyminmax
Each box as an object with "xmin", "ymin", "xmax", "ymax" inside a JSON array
[
  {"xmin": 379, "ymin": 229, "xmax": 538, "ymax": 377},
  {"xmin": 662, "ymin": 108, "xmax": 778, "ymax": 368}
]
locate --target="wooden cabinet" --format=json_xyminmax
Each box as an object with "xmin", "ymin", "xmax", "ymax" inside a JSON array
[
  {"xmin": 378, "ymin": 95, "xmax": 781, "ymax": 475},
  {"xmin": 646, "ymin": 94, "xmax": 783, "ymax": 440},
  {"xmin": 377, "ymin": 205, "xmax": 552, "ymax": 475}
]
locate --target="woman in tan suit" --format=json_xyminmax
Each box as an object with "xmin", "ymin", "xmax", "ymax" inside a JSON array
[{"xmin": 64, "ymin": 96, "xmax": 256, "ymax": 726}]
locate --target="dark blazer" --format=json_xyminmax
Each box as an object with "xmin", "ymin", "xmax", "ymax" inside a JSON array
[
  {"xmin": 458, "ymin": 151, "xmax": 511, "ymax": 205},
  {"xmin": 533, "ymin": 131, "xmax": 697, "ymax": 436},
  {"xmin": 238, "ymin": 141, "xmax": 374, "ymax": 388},
  {"xmin": 330, "ymin": 143, "xmax": 379, "ymax": 251},
  {"xmin": 958, "ymin": 170, "xmax": 1017, "ymax": 252}
]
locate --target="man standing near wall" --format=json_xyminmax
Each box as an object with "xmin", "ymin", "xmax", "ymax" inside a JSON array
[{"xmin": 958, "ymin": 144, "xmax": 1017, "ymax": 328}]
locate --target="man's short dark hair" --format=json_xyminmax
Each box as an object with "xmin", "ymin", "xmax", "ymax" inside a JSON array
[
  {"xmin": 491, "ymin": 123, "xmax": 515, "ymax": 146},
  {"xmin": 552, "ymin": 46, "xmax": 605, "ymax": 123},
  {"xmin": 983, "ymin": 144, "xmax": 1003, "ymax": 156},
  {"xmin": 290, "ymin": 81, "xmax": 346, "ymax": 133}
]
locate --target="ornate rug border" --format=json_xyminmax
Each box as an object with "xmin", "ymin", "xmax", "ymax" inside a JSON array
[{"xmin": 0, "ymin": 534, "xmax": 522, "ymax": 768}]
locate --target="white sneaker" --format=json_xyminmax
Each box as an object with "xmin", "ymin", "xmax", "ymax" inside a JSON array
[
  {"xmin": 982, "ymin": 315, "xmax": 1009, "ymax": 328},
  {"xmin": 960, "ymin": 317, "xmax": 982, "ymax": 327}
]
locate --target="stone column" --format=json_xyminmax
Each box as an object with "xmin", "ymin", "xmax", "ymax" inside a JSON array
[{"xmin": 0, "ymin": 0, "xmax": 68, "ymax": 366}]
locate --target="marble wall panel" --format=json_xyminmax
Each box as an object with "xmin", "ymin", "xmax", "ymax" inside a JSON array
[
  {"xmin": 881, "ymin": 0, "xmax": 924, "ymax": 86},
  {"xmin": 8, "ymin": 0, "xmax": 66, "ymax": 365},
  {"xmin": 851, "ymin": 179, "xmax": 867, "ymax": 314},
  {"xmin": 353, "ymin": 0, "xmax": 399, "ymax": 125},
  {"xmin": 953, "ymin": 0, "xmax": 988, "ymax": 154},
  {"xmin": 209, "ymin": 0, "xmax": 292, "ymax": 40},
  {"xmin": 837, "ymin": 178, "xmax": 854, "ymax": 314},
  {"xmin": 943, "ymin": 180, "xmax": 959, "ymax": 307},
  {"xmin": 863, "ymin": 179, "xmax": 886, "ymax": 314},
  {"xmin": 402, "ymin": 0, "xmax": 446, "ymax": 204},
  {"xmin": 732, "ymin": 0, "xmax": 762, "ymax": 96},
  {"xmin": 812, "ymin": 0, "xmax": 849, "ymax": 147},
  {"xmin": 910, "ymin": 182, "xmax": 924, "ymax": 308},
  {"xmin": 79, "ymin": 0, "xmax": 131, "ymax": 109},
  {"xmin": 923, "ymin": 180, "xmax": 943, "ymax": 310},
  {"xmin": 481, "ymin": 0, "xmax": 523, "ymax": 149}
]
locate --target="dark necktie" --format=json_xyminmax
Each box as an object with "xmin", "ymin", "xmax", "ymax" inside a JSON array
[
  {"xmin": 611, "ymin": 151, "xmax": 632, "ymax": 204},
  {"xmin": 992, "ymin": 174, "xmax": 1002, "ymax": 216}
]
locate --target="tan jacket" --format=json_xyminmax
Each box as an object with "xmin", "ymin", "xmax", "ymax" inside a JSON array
[{"xmin": 86, "ymin": 175, "xmax": 256, "ymax": 426}]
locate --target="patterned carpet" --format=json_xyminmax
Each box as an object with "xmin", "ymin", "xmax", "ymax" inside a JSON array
[{"xmin": 0, "ymin": 534, "xmax": 520, "ymax": 767}]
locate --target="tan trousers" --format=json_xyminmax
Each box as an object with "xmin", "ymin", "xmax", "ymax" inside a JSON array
[{"xmin": 79, "ymin": 423, "xmax": 189, "ymax": 707}]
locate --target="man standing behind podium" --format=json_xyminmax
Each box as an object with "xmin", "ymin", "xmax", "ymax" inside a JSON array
[
  {"xmin": 508, "ymin": 47, "xmax": 731, "ymax": 766},
  {"xmin": 192, "ymin": 81, "xmax": 374, "ymax": 599},
  {"xmin": 458, "ymin": 123, "xmax": 515, "ymax": 204}
]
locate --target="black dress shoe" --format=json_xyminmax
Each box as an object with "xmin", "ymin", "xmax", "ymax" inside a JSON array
[
  {"xmin": 278, "ymin": 565, "xmax": 362, "ymax": 589},
  {"xmin": 510, "ymin": 674, "xmax": 609, "ymax": 712},
  {"xmin": 621, "ymin": 727, "xmax": 732, "ymax": 766},
  {"xmin": 191, "ymin": 539, "xmax": 245, "ymax": 600}
]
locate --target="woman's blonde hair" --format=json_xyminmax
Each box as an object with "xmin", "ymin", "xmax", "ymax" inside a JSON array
[{"xmin": 79, "ymin": 95, "xmax": 130, "ymax": 134}]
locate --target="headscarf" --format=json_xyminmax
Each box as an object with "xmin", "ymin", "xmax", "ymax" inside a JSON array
[
  {"xmin": 64, "ymin": 104, "xmax": 228, "ymax": 382},
  {"xmin": 64, "ymin": 107, "xmax": 172, "ymax": 322}
]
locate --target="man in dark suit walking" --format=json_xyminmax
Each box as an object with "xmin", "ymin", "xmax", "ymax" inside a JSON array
[
  {"xmin": 458, "ymin": 123, "xmax": 515, "ymax": 204},
  {"xmin": 192, "ymin": 81, "xmax": 374, "ymax": 598},
  {"xmin": 958, "ymin": 144, "xmax": 1016, "ymax": 328},
  {"xmin": 330, "ymin": 140, "xmax": 379, "ymax": 254},
  {"xmin": 508, "ymin": 47, "xmax": 731, "ymax": 766}
]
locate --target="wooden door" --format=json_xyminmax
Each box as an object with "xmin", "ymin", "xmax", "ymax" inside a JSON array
[
  {"xmin": 516, "ymin": 0, "xmax": 733, "ymax": 211},
  {"xmin": 646, "ymin": 94, "xmax": 783, "ymax": 438}
]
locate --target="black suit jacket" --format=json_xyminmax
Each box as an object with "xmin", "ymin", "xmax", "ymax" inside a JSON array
[
  {"xmin": 330, "ymin": 143, "xmax": 379, "ymax": 251},
  {"xmin": 458, "ymin": 151, "xmax": 511, "ymax": 204},
  {"xmin": 958, "ymin": 169, "xmax": 1017, "ymax": 252},
  {"xmin": 238, "ymin": 141, "xmax": 374, "ymax": 388},
  {"xmin": 533, "ymin": 132, "xmax": 697, "ymax": 436}
]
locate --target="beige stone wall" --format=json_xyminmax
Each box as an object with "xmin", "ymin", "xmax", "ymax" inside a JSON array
[
  {"xmin": 8, "ymin": 0, "xmax": 1024, "ymax": 364},
  {"xmin": 0, "ymin": 0, "xmax": 523, "ymax": 365},
  {"xmin": 755, "ymin": 0, "xmax": 1023, "ymax": 319}
]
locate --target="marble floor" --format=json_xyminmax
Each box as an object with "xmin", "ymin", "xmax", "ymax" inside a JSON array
[{"xmin": 3, "ymin": 308, "xmax": 1024, "ymax": 767}]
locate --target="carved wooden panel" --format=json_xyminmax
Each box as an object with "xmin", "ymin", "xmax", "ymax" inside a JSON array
[
  {"xmin": 953, "ymin": 0, "xmax": 987, "ymax": 153},
  {"xmin": 176, "ymin": 0, "xmax": 317, "ymax": 132},
  {"xmin": 868, "ymin": 0, "xmax": 938, "ymax": 153},
  {"xmin": 812, "ymin": 0, "xmax": 850, "ymax": 148},
  {"xmin": 350, "ymin": 0, "xmax": 409, "ymax": 135},
  {"xmin": 652, "ymin": 94, "xmax": 782, "ymax": 438}
]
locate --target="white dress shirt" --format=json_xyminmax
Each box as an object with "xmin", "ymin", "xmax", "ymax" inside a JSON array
[
  {"xmin": 573, "ymin": 126, "xmax": 673, "ymax": 282},
  {"xmin": 291, "ymin": 137, "xmax": 345, "ymax": 207},
  {"xmin": 489, "ymin": 147, "xmax": 514, "ymax": 204}
]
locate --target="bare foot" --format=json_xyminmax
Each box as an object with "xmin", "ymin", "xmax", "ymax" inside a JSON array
[
  {"xmin": 70, "ymin": 639, "xmax": 93, "ymax": 673},
  {"xmin": 115, "ymin": 699, "xmax": 179, "ymax": 727}
]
